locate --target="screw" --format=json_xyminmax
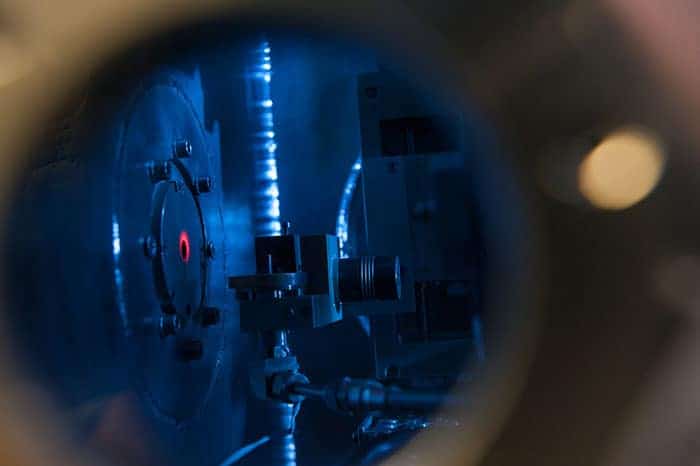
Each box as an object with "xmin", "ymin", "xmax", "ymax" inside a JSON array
[
  {"xmin": 146, "ymin": 160, "xmax": 171, "ymax": 183},
  {"xmin": 195, "ymin": 176, "xmax": 213, "ymax": 194},
  {"xmin": 172, "ymin": 139, "xmax": 192, "ymax": 159},
  {"xmin": 177, "ymin": 339, "xmax": 203, "ymax": 361},
  {"xmin": 142, "ymin": 235, "xmax": 158, "ymax": 258},
  {"xmin": 204, "ymin": 241, "xmax": 215, "ymax": 259},
  {"xmin": 159, "ymin": 315, "xmax": 181, "ymax": 338},
  {"xmin": 199, "ymin": 306, "xmax": 220, "ymax": 327}
]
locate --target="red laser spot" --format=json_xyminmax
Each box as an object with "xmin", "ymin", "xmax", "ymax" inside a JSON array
[{"xmin": 179, "ymin": 231, "xmax": 191, "ymax": 263}]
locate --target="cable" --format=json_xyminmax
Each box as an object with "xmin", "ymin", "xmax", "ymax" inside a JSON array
[{"xmin": 219, "ymin": 436, "xmax": 271, "ymax": 466}]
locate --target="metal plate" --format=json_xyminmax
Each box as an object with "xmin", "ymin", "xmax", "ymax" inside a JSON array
[
  {"xmin": 113, "ymin": 80, "xmax": 225, "ymax": 425},
  {"xmin": 150, "ymin": 176, "xmax": 205, "ymax": 314}
]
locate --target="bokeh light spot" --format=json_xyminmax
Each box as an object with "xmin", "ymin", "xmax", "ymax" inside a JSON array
[{"xmin": 578, "ymin": 126, "xmax": 665, "ymax": 210}]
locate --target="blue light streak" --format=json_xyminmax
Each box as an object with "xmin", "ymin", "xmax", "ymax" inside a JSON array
[
  {"xmin": 249, "ymin": 40, "xmax": 281, "ymax": 236},
  {"xmin": 112, "ymin": 218, "xmax": 121, "ymax": 256},
  {"xmin": 111, "ymin": 214, "xmax": 129, "ymax": 333},
  {"xmin": 336, "ymin": 156, "xmax": 363, "ymax": 257}
]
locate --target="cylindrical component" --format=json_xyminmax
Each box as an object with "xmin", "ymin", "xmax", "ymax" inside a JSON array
[
  {"xmin": 327, "ymin": 377, "xmax": 386, "ymax": 413},
  {"xmin": 245, "ymin": 402, "xmax": 298, "ymax": 466},
  {"xmin": 384, "ymin": 388, "xmax": 447, "ymax": 411},
  {"xmin": 338, "ymin": 256, "xmax": 401, "ymax": 302},
  {"xmin": 263, "ymin": 330, "xmax": 289, "ymax": 359},
  {"xmin": 146, "ymin": 160, "xmax": 171, "ymax": 183},
  {"xmin": 195, "ymin": 176, "xmax": 213, "ymax": 194},
  {"xmin": 172, "ymin": 139, "xmax": 192, "ymax": 158},
  {"xmin": 290, "ymin": 383, "xmax": 326, "ymax": 400},
  {"xmin": 141, "ymin": 235, "xmax": 159, "ymax": 258},
  {"xmin": 159, "ymin": 315, "xmax": 181, "ymax": 338},
  {"xmin": 291, "ymin": 378, "xmax": 453, "ymax": 414}
]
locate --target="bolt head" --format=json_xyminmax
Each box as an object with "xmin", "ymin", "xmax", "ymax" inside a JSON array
[
  {"xmin": 159, "ymin": 315, "xmax": 181, "ymax": 338},
  {"xmin": 142, "ymin": 236, "xmax": 158, "ymax": 258},
  {"xmin": 173, "ymin": 139, "xmax": 192, "ymax": 158},
  {"xmin": 195, "ymin": 176, "xmax": 213, "ymax": 194},
  {"xmin": 147, "ymin": 160, "xmax": 171, "ymax": 183}
]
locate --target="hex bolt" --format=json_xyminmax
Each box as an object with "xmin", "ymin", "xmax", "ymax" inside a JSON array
[
  {"xmin": 141, "ymin": 235, "xmax": 158, "ymax": 258},
  {"xmin": 159, "ymin": 315, "xmax": 181, "ymax": 338},
  {"xmin": 199, "ymin": 306, "xmax": 221, "ymax": 327},
  {"xmin": 146, "ymin": 160, "xmax": 171, "ymax": 183},
  {"xmin": 172, "ymin": 139, "xmax": 192, "ymax": 159},
  {"xmin": 177, "ymin": 339, "xmax": 204, "ymax": 361},
  {"xmin": 195, "ymin": 176, "xmax": 213, "ymax": 194}
]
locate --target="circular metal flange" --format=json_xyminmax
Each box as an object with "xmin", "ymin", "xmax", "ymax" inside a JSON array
[
  {"xmin": 113, "ymin": 79, "xmax": 227, "ymax": 426},
  {"xmin": 149, "ymin": 161, "xmax": 207, "ymax": 319}
]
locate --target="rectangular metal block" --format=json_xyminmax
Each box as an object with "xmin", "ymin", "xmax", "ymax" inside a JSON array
[
  {"xmin": 254, "ymin": 235, "xmax": 301, "ymax": 273},
  {"xmin": 239, "ymin": 294, "xmax": 341, "ymax": 332}
]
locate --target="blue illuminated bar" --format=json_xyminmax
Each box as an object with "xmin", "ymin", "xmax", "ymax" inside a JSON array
[{"xmin": 248, "ymin": 40, "xmax": 282, "ymax": 236}]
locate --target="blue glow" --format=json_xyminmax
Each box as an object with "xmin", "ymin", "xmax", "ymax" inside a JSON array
[
  {"xmin": 259, "ymin": 220, "xmax": 282, "ymax": 234},
  {"xmin": 264, "ymin": 167, "xmax": 278, "ymax": 181},
  {"xmin": 248, "ymin": 40, "xmax": 281, "ymax": 236},
  {"xmin": 112, "ymin": 219, "xmax": 121, "ymax": 256},
  {"xmin": 336, "ymin": 156, "xmax": 363, "ymax": 257},
  {"xmin": 472, "ymin": 314, "xmax": 486, "ymax": 363},
  {"xmin": 220, "ymin": 436, "xmax": 271, "ymax": 466},
  {"xmin": 262, "ymin": 112, "xmax": 274, "ymax": 127},
  {"xmin": 111, "ymin": 214, "xmax": 128, "ymax": 334},
  {"xmin": 257, "ymin": 159, "xmax": 276, "ymax": 168}
]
